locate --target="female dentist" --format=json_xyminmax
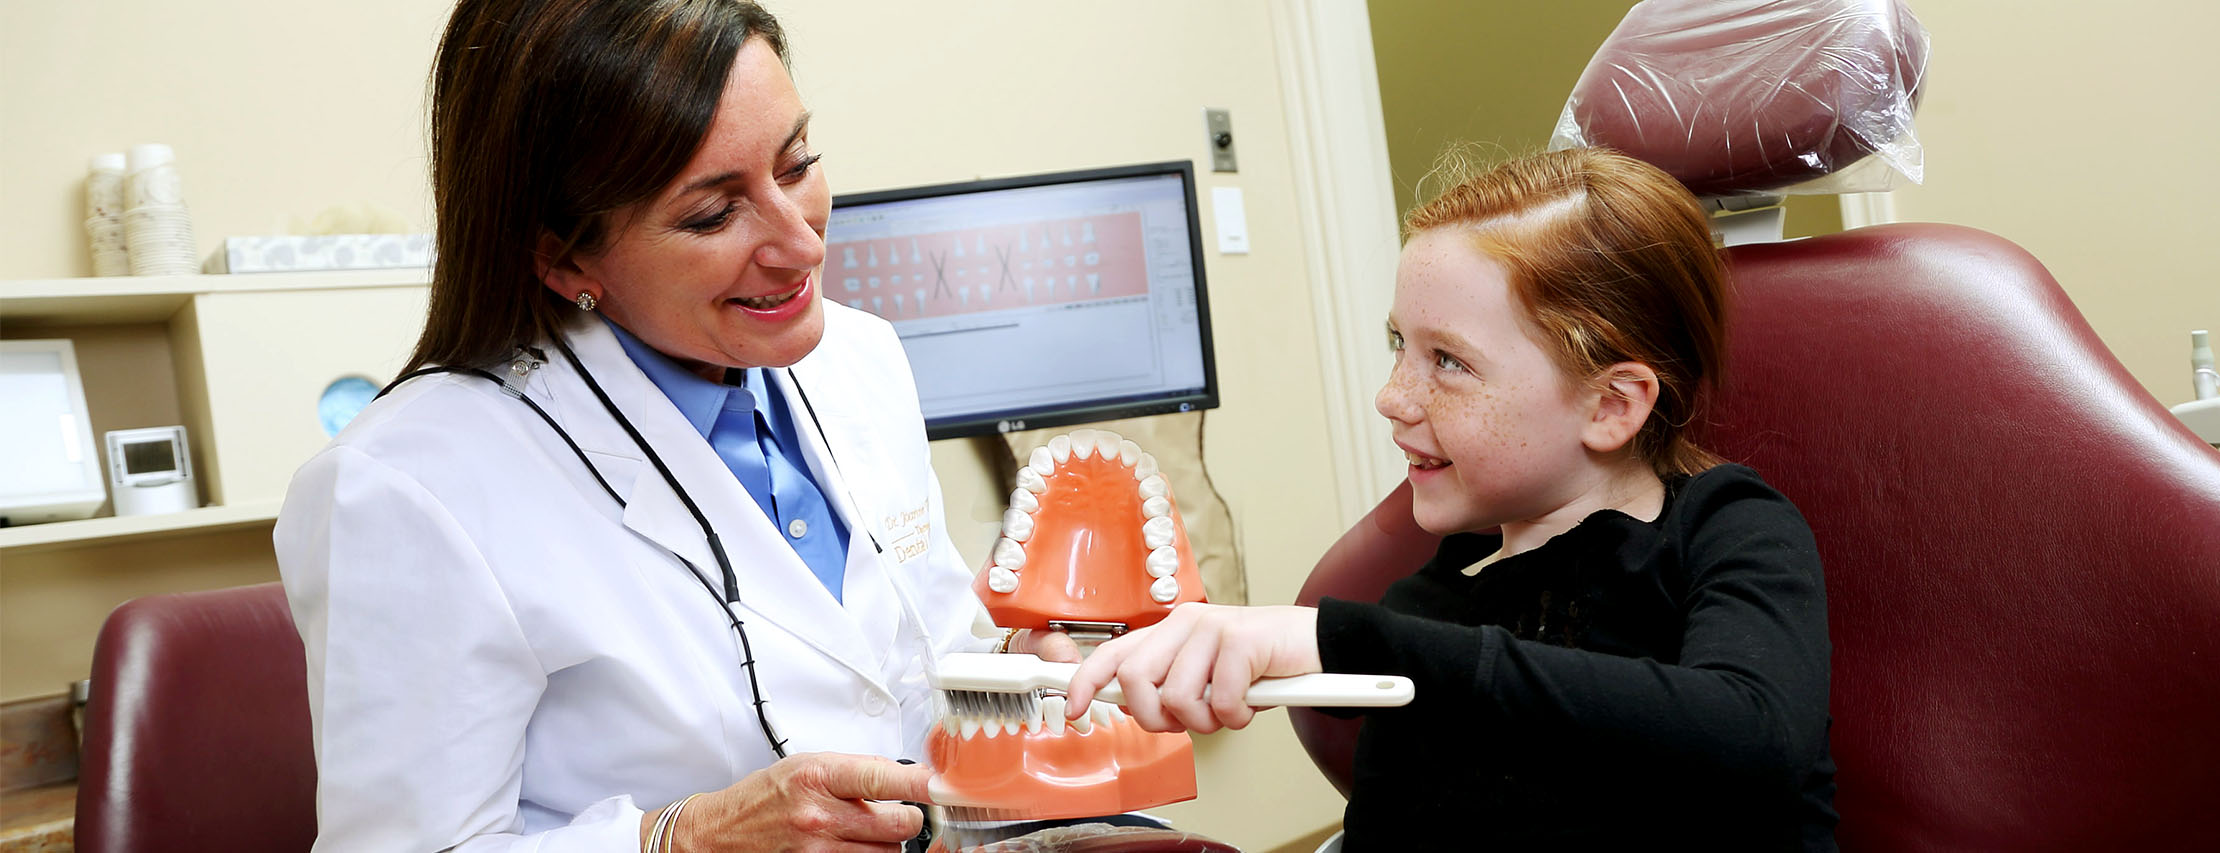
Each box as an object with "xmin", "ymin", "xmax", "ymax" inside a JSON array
[{"xmin": 274, "ymin": 1, "xmax": 1070, "ymax": 850}]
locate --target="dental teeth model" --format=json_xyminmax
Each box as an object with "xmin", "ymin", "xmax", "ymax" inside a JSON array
[
  {"xmin": 975, "ymin": 428, "xmax": 1206, "ymax": 631},
  {"xmin": 925, "ymin": 693, "xmax": 1197, "ymax": 821}
]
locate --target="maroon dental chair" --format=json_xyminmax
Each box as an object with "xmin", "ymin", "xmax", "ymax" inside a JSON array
[
  {"xmin": 75, "ymin": 582, "xmax": 319, "ymax": 852},
  {"xmin": 1294, "ymin": 1, "xmax": 2220, "ymax": 849}
]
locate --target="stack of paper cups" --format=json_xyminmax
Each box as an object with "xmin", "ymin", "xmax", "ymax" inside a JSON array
[
  {"xmin": 122, "ymin": 143, "xmax": 198, "ymax": 276},
  {"xmin": 85, "ymin": 153, "xmax": 131, "ymax": 276}
]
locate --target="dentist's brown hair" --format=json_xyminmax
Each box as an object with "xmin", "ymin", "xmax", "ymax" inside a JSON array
[{"xmin": 406, "ymin": 0, "xmax": 787, "ymax": 375}]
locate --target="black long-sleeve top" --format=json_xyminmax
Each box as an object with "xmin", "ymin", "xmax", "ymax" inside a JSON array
[{"xmin": 1317, "ymin": 464, "xmax": 1837, "ymax": 851}]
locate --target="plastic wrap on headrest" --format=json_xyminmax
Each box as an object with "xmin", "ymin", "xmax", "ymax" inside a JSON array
[{"xmin": 1548, "ymin": 0, "xmax": 1929, "ymax": 197}]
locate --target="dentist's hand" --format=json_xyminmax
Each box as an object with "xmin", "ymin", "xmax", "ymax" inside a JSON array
[
  {"xmin": 1006, "ymin": 628, "xmax": 1083, "ymax": 663},
  {"xmin": 1063, "ymin": 603, "xmax": 1321, "ymax": 734},
  {"xmin": 652, "ymin": 753, "xmax": 930, "ymax": 851}
]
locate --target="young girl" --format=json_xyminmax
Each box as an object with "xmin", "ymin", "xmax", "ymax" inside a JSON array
[{"xmin": 1064, "ymin": 147, "xmax": 1835, "ymax": 850}]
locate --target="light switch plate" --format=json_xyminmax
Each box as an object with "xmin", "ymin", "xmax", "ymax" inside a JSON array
[
  {"xmin": 1205, "ymin": 108, "xmax": 1237, "ymax": 173},
  {"xmin": 1212, "ymin": 187, "xmax": 1250, "ymax": 254}
]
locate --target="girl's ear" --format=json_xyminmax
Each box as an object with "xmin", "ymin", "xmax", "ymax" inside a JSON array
[
  {"xmin": 1582, "ymin": 362, "xmax": 1659, "ymax": 454},
  {"xmin": 534, "ymin": 230, "xmax": 600, "ymax": 304}
]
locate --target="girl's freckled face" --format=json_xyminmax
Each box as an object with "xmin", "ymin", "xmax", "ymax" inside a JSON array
[{"xmin": 1374, "ymin": 229, "xmax": 1594, "ymax": 535}]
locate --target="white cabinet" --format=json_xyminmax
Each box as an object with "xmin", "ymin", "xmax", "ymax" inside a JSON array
[{"xmin": 0, "ymin": 270, "xmax": 428, "ymax": 554}]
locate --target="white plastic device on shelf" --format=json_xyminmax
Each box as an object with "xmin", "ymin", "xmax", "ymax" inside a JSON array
[{"xmin": 0, "ymin": 339, "xmax": 108, "ymax": 525}]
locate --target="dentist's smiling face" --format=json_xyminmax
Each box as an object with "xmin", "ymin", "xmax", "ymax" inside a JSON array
[
  {"xmin": 1375, "ymin": 228, "xmax": 1595, "ymax": 536},
  {"xmin": 555, "ymin": 36, "xmax": 830, "ymax": 380}
]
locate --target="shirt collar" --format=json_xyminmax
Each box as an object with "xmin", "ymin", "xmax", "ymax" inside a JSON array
[{"xmin": 600, "ymin": 317, "xmax": 767, "ymax": 440}]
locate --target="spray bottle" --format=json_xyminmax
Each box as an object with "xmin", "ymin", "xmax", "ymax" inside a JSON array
[{"xmin": 2193, "ymin": 330, "xmax": 2217, "ymax": 401}]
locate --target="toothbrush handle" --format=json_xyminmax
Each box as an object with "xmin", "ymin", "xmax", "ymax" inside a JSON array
[
  {"xmin": 1241, "ymin": 672, "xmax": 1414, "ymax": 707},
  {"xmin": 1090, "ymin": 672, "xmax": 1414, "ymax": 708}
]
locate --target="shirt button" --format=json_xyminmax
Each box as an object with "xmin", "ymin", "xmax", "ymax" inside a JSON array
[
  {"xmin": 862, "ymin": 692, "xmax": 888, "ymax": 715},
  {"xmin": 787, "ymin": 518, "xmax": 808, "ymax": 539}
]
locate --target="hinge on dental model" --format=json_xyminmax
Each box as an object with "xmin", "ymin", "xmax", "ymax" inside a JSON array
[{"xmin": 1047, "ymin": 620, "xmax": 1128, "ymax": 645}]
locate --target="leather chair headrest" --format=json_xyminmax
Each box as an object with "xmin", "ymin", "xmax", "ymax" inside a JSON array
[{"xmin": 1552, "ymin": 0, "xmax": 1929, "ymax": 196}]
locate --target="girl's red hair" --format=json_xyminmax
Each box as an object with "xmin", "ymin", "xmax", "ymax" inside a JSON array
[{"xmin": 1406, "ymin": 147, "xmax": 1728, "ymax": 476}]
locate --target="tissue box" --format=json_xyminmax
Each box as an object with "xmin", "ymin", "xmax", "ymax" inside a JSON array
[{"xmin": 203, "ymin": 233, "xmax": 433, "ymax": 274}]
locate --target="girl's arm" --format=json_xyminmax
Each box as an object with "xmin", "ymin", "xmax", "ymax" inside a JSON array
[{"xmin": 1319, "ymin": 474, "xmax": 1831, "ymax": 791}]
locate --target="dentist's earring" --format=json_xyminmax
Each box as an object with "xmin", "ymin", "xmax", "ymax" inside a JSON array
[{"xmin": 574, "ymin": 292, "xmax": 597, "ymax": 311}]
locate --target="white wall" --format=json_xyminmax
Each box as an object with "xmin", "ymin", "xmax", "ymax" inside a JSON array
[{"xmin": 2, "ymin": 1, "xmax": 1351, "ymax": 848}]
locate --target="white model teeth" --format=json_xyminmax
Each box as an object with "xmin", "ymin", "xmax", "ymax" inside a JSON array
[
  {"xmin": 1146, "ymin": 546, "xmax": 1179, "ymax": 578},
  {"xmin": 1040, "ymin": 695, "xmax": 1068, "ymax": 730},
  {"xmin": 1002, "ymin": 508, "xmax": 1034, "ymax": 542},
  {"xmin": 1138, "ymin": 474, "xmax": 1169, "ymax": 500},
  {"xmin": 1142, "ymin": 516, "xmax": 1174, "ymax": 549},
  {"xmin": 1061, "ymin": 698, "xmax": 1120, "ymax": 734},
  {"xmin": 1093, "ymin": 431, "xmax": 1123, "ymax": 460},
  {"xmin": 1134, "ymin": 452, "xmax": 1159, "ymax": 480},
  {"xmin": 960, "ymin": 718, "xmax": 981, "ymax": 740},
  {"xmin": 993, "ymin": 537, "xmax": 1027, "ymax": 571},
  {"xmin": 999, "ymin": 430, "xmax": 1192, "ymax": 611},
  {"xmin": 1149, "ymin": 575, "xmax": 1180, "ymax": 603},
  {"xmin": 1070, "ymin": 702, "xmax": 1093, "ymax": 734}
]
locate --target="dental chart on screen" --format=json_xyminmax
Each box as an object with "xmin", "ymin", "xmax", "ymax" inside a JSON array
[{"xmin": 826, "ymin": 162, "xmax": 1218, "ymax": 439}]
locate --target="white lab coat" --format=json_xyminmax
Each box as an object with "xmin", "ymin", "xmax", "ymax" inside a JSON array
[{"xmin": 276, "ymin": 303, "xmax": 991, "ymax": 852}]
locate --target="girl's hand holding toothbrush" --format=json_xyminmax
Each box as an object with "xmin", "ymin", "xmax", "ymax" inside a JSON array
[{"xmin": 1063, "ymin": 603, "xmax": 1324, "ymax": 734}]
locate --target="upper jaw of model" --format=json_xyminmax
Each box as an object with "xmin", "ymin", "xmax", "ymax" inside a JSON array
[{"xmin": 975, "ymin": 428, "xmax": 1204, "ymax": 629}]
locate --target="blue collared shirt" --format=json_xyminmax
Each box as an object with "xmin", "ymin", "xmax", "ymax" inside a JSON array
[{"xmin": 604, "ymin": 319, "xmax": 851, "ymax": 602}]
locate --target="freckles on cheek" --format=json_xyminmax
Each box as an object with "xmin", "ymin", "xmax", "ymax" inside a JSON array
[{"xmin": 1442, "ymin": 387, "xmax": 1506, "ymax": 455}]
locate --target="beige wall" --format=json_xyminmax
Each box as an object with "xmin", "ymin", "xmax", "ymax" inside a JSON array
[
  {"xmin": 1883, "ymin": 0, "xmax": 2220, "ymax": 406},
  {"xmin": 1366, "ymin": 0, "xmax": 1843, "ymax": 238},
  {"xmin": 0, "ymin": 1, "xmax": 451, "ymax": 280},
  {"xmin": 2, "ymin": 1, "xmax": 1348, "ymax": 847},
  {"xmin": 1367, "ymin": 0, "xmax": 2217, "ymax": 407}
]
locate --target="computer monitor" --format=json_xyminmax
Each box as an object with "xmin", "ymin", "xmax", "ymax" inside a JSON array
[{"xmin": 826, "ymin": 161, "xmax": 1219, "ymax": 440}]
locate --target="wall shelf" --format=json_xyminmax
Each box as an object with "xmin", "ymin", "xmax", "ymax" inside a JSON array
[
  {"xmin": 0, "ymin": 500, "xmax": 283, "ymax": 556},
  {"xmin": 0, "ymin": 268, "xmax": 429, "ymax": 327}
]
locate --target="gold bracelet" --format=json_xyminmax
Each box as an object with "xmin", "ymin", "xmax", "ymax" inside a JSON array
[{"xmin": 994, "ymin": 627, "xmax": 1022, "ymax": 654}]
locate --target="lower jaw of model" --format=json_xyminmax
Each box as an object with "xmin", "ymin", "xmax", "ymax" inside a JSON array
[{"xmin": 926, "ymin": 694, "xmax": 1196, "ymax": 820}]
